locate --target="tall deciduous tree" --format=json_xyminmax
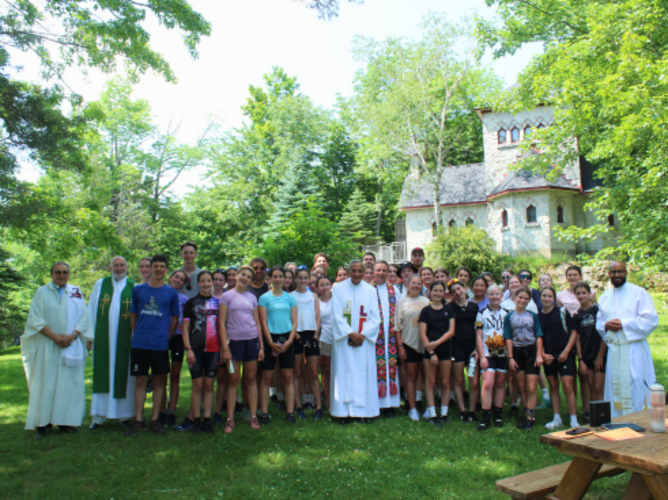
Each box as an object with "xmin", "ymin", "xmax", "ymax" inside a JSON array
[
  {"xmin": 351, "ymin": 13, "xmax": 501, "ymax": 231},
  {"xmin": 477, "ymin": 0, "xmax": 668, "ymax": 269}
]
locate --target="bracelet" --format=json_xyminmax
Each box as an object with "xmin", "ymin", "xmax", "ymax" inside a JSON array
[
  {"xmin": 185, "ymin": 346, "xmax": 192, "ymax": 350},
  {"xmin": 397, "ymin": 344, "xmax": 404, "ymax": 348}
]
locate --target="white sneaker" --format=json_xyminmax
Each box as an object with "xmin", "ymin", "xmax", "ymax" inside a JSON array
[
  {"xmin": 570, "ymin": 417, "xmax": 580, "ymax": 428},
  {"xmin": 422, "ymin": 409, "xmax": 431, "ymax": 420},
  {"xmin": 408, "ymin": 408, "xmax": 420, "ymax": 422},
  {"xmin": 545, "ymin": 418, "xmax": 563, "ymax": 430}
]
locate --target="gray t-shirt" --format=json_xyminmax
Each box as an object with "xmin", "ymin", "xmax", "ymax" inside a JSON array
[
  {"xmin": 509, "ymin": 310, "xmax": 537, "ymax": 347},
  {"xmin": 179, "ymin": 267, "xmax": 202, "ymax": 299}
]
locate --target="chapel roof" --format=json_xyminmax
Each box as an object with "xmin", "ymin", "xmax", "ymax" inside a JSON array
[
  {"xmin": 488, "ymin": 168, "xmax": 579, "ymax": 198},
  {"xmin": 400, "ymin": 163, "xmax": 487, "ymax": 208}
]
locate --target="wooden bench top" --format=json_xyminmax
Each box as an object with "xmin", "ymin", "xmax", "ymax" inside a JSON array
[{"xmin": 496, "ymin": 461, "xmax": 624, "ymax": 499}]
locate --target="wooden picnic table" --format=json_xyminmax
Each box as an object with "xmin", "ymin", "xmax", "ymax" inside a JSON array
[{"xmin": 540, "ymin": 406, "xmax": 668, "ymax": 500}]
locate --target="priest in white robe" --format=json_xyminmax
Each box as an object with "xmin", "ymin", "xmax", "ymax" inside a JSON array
[
  {"xmin": 22, "ymin": 262, "xmax": 93, "ymax": 437},
  {"xmin": 331, "ymin": 260, "xmax": 381, "ymax": 420},
  {"xmin": 596, "ymin": 261, "xmax": 659, "ymax": 417},
  {"xmin": 373, "ymin": 261, "xmax": 403, "ymax": 414},
  {"xmin": 89, "ymin": 256, "xmax": 136, "ymax": 428}
]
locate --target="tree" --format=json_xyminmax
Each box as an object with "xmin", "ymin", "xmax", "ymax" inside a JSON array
[
  {"xmin": 477, "ymin": 0, "xmax": 668, "ymax": 270},
  {"xmin": 269, "ymin": 152, "xmax": 321, "ymax": 230},
  {"xmin": 352, "ymin": 13, "xmax": 502, "ymax": 232},
  {"xmin": 338, "ymin": 187, "xmax": 376, "ymax": 244}
]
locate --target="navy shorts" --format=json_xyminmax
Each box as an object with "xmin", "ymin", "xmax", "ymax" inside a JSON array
[
  {"xmin": 262, "ymin": 333, "xmax": 295, "ymax": 370},
  {"xmin": 229, "ymin": 338, "xmax": 260, "ymax": 362},
  {"xmin": 131, "ymin": 348, "xmax": 170, "ymax": 377},
  {"xmin": 189, "ymin": 351, "xmax": 219, "ymax": 379}
]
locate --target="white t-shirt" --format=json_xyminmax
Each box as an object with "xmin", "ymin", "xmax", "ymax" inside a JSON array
[
  {"xmin": 501, "ymin": 297, "xmax": 538, "ymax": 314},
  {"xmin": 291, "ymin": 290, "xmax": 318, "ymax": 331},
  {"xmin": 319, "ymin": 298, "xmax": 333, "ymax": 344},
  {"xmin": 475, "ymin": 307, "xmax": 508, "ymax": 357}
]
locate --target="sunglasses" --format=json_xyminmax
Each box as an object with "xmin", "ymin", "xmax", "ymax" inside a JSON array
[
  {"xmin": 519, "ymin": 274, "xmax": 532, "ymax": 280},
  {"xmin": 501, "ymin": 276, "xmax": 511, "ymax": 280},
  {"xmin": 297, "ymin": 265, "xmax": 308, "ymax": 270},
  {"xmin": 185, "ymin": 276, "xmax": 192, "ymax": 290},
  {"xmin": 53, "ymin": 270, "xmax": 69, "ymax": 275}
]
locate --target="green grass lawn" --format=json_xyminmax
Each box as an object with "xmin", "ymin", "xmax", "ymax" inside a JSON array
[{"xmin": 1, "ymin": 295, "xmax": 666, "ymax": 499}]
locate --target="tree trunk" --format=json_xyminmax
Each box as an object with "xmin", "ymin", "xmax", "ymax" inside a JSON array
[
  {"xmin": 432, "ymin": 181, "xmax": 442, "ymax": 231},
  {"xmin": 376, "ymin": 178, "xmax": 383, "ymax": 239}
]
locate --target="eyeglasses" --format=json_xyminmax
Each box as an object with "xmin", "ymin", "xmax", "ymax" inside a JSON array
[
  {"xmin": 519, "ymin": 274, "xmax": 532, "ymax": 280},
  {"xmin": 501, "ymin": 276, "xmax": 511, "ymax": 281},
  {"xmin": 53, "ymin": 270, "xmax": 69, "ymax": 275},
  {"xmin": 251, "ymin": 266, "xmax": 264, "ymax": 271}
]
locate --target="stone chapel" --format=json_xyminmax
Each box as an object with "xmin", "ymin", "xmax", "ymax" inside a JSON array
[{"xmin": 400, "ymin": 102, "xmax": 619, "ymax": 256}]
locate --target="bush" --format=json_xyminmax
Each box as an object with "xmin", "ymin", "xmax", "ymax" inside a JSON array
[{"xmin": 425, "ymin": 226, "xmax": 513, "ymax": 279}]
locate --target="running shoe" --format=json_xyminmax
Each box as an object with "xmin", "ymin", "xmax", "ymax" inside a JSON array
[
  {"xmin": 428, "ymin": 417, "xmax": 442, "ymax": 428},
  {"xmin": 524, "ymin": 420, "xmax": 535, "ymax": 430},
  {"xmin": 260, "ymin": 413, "xmax": 272, "ymax": 425},
  {"xmin": 123, "ymin": 420, "xmax": 145, "ymax": 437},
  {"xmin": 213, "ymin": 412, "xmax": 224, "ymax": 425},
  {"xmin": 468, "ymin": 412, "xmax": 479, "ymax": 423},
  {"xmin": 296, "ymin": 407, "xmax": 307, "ymax": 420},
  {"xmin": 175, "ymin": 418, "xmax": 195, "ymax": 432},
  {"xmin": 536, "ymin": 399, "xmax": 552, "ymax": 410},
  {"xmin": 408, "ymin": 408, "xmax": 419, "ymax": 422},
  {"xmin": 477, "ymin": 420, "xmax": 491, "ymax": 431},
  {"xmin": 440, "ymin": 415, "xmax": 450, "ymax": 424},
  {"xmin": 494, "ymin": 417, "xmax": 504, "ymax": 428},
  {"xmin": 313, "ymin": 409, "xmax": 323, "ymax": 421},
  {"xmin": 545, "ymin": 418, "xmax": 563, "ymax": 430},
  {"xmin": 460, "ymin": 411, "xmax": 470, "ymax": 423},
  {"xmin": 516, "ymin": 418, "xmax": 528, "ymax": 429},
  {"xmin": 150, "ymin": 419, "xmax": 166, "ymax": 435},
  {"xmin": 286, "ymin": 413, "xmax": 296, "ymax": 424}
]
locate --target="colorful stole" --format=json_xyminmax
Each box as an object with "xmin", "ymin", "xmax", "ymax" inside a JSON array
[
  {"xmin": 92, "ymin": 277, "xmax": 135, "ymax": 398},
  {"xmin": 374, "ymin": 282, "xmax": 398, "ymax": 398}
]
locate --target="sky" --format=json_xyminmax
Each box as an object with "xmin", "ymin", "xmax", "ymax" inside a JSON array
[{"xmin": 13, "ymin": 0, "xmax": 542, "ymax": 189}]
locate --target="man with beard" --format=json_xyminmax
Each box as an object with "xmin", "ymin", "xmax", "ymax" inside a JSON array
[
  {"xmin": 88, "ymin": 256, "xmax": 136, "ymax": 428},
  {"xmin": 596, "ymin": 261, "xmax": 659, "ymax": 417}
]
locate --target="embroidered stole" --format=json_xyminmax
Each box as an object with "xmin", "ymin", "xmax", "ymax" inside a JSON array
[
  {"xmin": 374, "ymin": 283, "xmax": 398, "ymax": 398},
  {"xmin": 92, "ymin": 277, "xmax": 135, "ymax": 398}
]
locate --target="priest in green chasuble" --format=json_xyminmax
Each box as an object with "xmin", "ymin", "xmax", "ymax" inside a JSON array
[{"xmin": 89, "ymin": 256, "xmax": 136, "ymax": 427}]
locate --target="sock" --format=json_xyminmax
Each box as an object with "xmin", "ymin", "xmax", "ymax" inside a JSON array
[
  {"xmin": 277, "ymin": 392, "xmax": 285, "ymax": 402},
  {"xmin": 570, "ymin": 415, "xmax": 579, "ymax": 427},
  {"xmin": 441, "ymin": 406, "xmax": 449, "ymax": 416},
  {"xmin": 526, "ymin": 409, "xmax": 536, "ymax": 421},
  {"xmin": 428, "ymin": 406, "xmax": 437, "ymax": 418},
  {"xmin": 416, "ymin": 391, "xmax": 422, "ymax": 402},
  {"xmin": 482, "ymin": 409, "xmax": 491, "ymax": 421},
  {"xmin": 552, "ymin": 413, "xmax": 562, "ymax": 422},
  {"xmin": 493, "ymin": 407, "xmax": 502, "ymax": 420},
  {"xmin": 542, "ymin": 388, "xmax": 549, "ymax": 400}
]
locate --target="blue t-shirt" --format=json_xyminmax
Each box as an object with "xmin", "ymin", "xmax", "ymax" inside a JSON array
[
  {"xmin": 258, "ymin": 290, "xmax": 297, "ymax": 334},
  {"xmin": 131, "ymin": 284, "xmax": 182, "ymax": 351}
]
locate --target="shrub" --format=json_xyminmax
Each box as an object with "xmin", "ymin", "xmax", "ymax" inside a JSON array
[{"xmin": 425, "ymin": 226, "xmax": 513, "ymax": 279}]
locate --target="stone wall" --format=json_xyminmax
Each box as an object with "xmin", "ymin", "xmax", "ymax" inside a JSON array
[{"xmin": 405, "ymin": 203, "xmax": 488, "ymax": 252}]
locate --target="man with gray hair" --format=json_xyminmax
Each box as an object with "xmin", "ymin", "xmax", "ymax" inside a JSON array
[{"xmin": 88, "ymin": 256, "xmax": 136, "ymax": 428}]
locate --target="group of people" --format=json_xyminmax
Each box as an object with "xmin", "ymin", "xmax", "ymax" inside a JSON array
[{"xmin": 22, "ymin": 244, "xmax": 660, "ymax": 438}]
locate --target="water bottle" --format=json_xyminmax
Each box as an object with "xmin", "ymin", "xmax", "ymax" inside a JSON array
[
  {"xmin": 650, "ymin": 384, "xmax": 665, "ymax": 433},
  {"xmin": 468, "ymin": 355, "xmax": 477, "ymax": 375}
]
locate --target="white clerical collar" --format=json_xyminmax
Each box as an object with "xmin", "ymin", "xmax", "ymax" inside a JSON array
[{"xmin": 350, "ymin": 280, "xmax": 363, "ymax": 288}]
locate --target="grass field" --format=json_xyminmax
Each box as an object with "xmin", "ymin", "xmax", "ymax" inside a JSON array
[{"xmin": 1, "ymin": 295, "xmax": 666, "ymax": 500}]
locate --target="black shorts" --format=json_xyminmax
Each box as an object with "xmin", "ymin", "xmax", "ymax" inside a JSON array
[
  {"xmin": 483, "ymin": 356, "xmax": 508, "ymax": 373},
  {"xmin": 170, "ymin": 335, "xmax": 184, "ymax": 363},
  {"xmin": 131, "ymin": 348, "xmax": 170, "ymax": 377},
  {"xmin": 189, "ymin": 350, "xmax": 219, "ymax": 379},
  {"xmin": 262, "ymin": 333, "xmax": 295, "ymax": 371},
  {"xmin": 294, "ymin": 331, "xmax": 320, "ymax": 357},
  {"xmin": 423, "ymin": 348, "xmax": 453, "ymax": 362},
  {"xmin": 513, "ymin": 344, "xmax": 540, "ymax": 375},
  {"xmin": 229, "ymin": 338, "xmax": 260, "ymax": 362},
  {"xmin": 403, "ymin": 344, "xmax": 423, "ymax": 364},
  {"xmin": 544, "ymin": 354, "xmax": 576, "ymax": 378},
  {"xmin": 452, "ymin": 343, "xmax": 475, "ymax": 363},
  {"xmin": 582, "ymin": 356, "xmax": 607, "ymax": 373}
]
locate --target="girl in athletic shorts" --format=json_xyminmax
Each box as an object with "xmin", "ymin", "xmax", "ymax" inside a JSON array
[
  {"xmin": 418, "ymin": 280, "xmax": 455, "ymax": 427},
  {"xmin": 449, "ymin": 279, "xmax": 480, "ymax": 423},
  {"xmin": 540, "ymin": 286, "xmax": 579, "ymax": 430},
  {"xmin": 395, "ymin": 275, "xmax": 430, "ymax": 422},
  {"xmin": 212, "ymin": 269, "xmax": 228, "ymax": 425},
  {"xmin": 317, "ymin": 276, "xmax": 333, "ymax": 408},
  {"xmin": 181, "ymin": 271, "xmax": 222, "ymax": 434},
  {"xmin": 219, "ymin": 265, "xmax": 264, "ymax": 432},
  {"xmin": 291, "ymin": 268, "xmax": 322, "ymax": 420},
  {"xmin": 504, "ymin": 287, "xmax": 544, "ymax": 430},
  {"xmin": 258, "ymin": 266, "xmax": 298, "ymax": 424},
  {"xmin": 572, "ymin": 282, "xmax": 607, "ymax": 419},
  {"xmin": 475, "ymin": 284, "xmax": 508, "ymax": 430}
]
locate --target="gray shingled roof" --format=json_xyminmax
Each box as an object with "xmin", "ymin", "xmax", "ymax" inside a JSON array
[
  {"xmin": 488, "ymin": 168, "xmax": 578, "ymax": 197},
  {"xmin": 401, "ymin": 163, "xmax": 486, "ymax": 208}
]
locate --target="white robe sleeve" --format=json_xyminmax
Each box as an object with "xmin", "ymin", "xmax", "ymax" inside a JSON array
[
  {"xmin": 88, "ymin": 279, "xmax": 102, "ymax": 333},
  {"xmin": 332, "ymin": 284, "xmax": 353, "ymax": 341},
  {"xmin": 76, "ymin": 296, "xmax": 94, "ymax": 341},
  {"xmin": 23, "ymin": 288, "xmax": 47, "ymax": 338},
  {"xmin": 596, "ymin": 302, "xmax": 608, "ymax": 339},
  {"xmin": 622, "ymin": 288, "xmax": 658, "ymax": 342},
  {"xmin": 360, "ymin": 288, "xmax": 380, "ymax": 344}
]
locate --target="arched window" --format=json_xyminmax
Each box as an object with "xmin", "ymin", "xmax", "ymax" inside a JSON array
[
  {"xmin": 537, "ymin": 123, "xmax": 545, "ymax": 129},
  {"xmin": 498, "ymin": 130, "xmax": 507, "ymax": 144},
  {"xmin": 527, "ymin": 205, "xmax": 537, "ymax": 223},
  {"xmin": 557, "ymin": 206, "xmax": 564, "ymax": 223},
  {"xmin": 511, "ymin": 127, "xmax": 520, "ymax": 143},
  {"xmin": 524, "ymin": 126, "xmax": 532, "ymax": 137},
  {"xmin": 449, "ymin": 219, "xmax": 456, "ymax": 228},
  {"xmin": 465, "ymin": 217, "xmax": 474, "ymax": 227},
  {"xmin": 501, "ymin": 209, "xmax": 508, "ymax": 228},
  {"xmin": 608, "ymin": 214, "xmax": 615, "ymax": 226}
]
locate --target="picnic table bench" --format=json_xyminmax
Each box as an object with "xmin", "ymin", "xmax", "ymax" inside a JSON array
[{"xmin": 497, "ymin": 407, "xmax": 668, "ymax": 500}]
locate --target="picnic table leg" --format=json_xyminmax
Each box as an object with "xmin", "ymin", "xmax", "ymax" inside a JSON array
[
  {"xmin": 643, "ymin": 475, "xmax": 668, "ymax": 500},
  {"xmin": 621, "ymin": 473, "xmax": 653, "ymax": 500},
  {"xmin": 548, "ymin": 457, "xmax": 602, "ymax": 500}
]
